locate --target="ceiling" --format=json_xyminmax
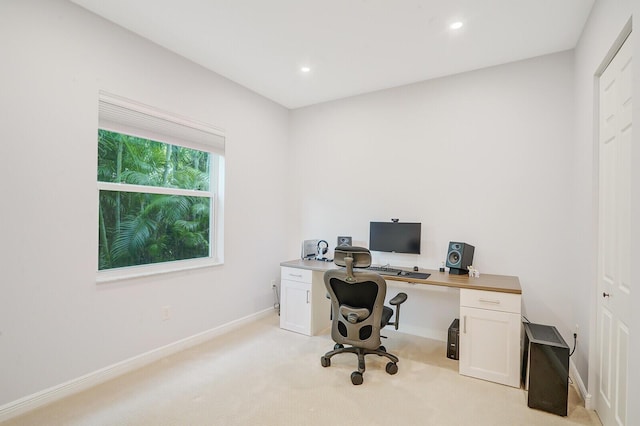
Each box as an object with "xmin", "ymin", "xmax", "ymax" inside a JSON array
[{"xmin": 70, "ymin": 0, "xmax": 594, "ymax": 109}]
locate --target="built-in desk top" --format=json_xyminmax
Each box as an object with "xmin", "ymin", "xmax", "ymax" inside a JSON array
[{"xmin": 280, "ymin": 259, "xmax": 521, "ymax": 294}]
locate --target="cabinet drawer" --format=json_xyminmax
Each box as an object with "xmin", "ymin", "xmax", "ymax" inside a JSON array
[
  {"xmin": 281, "ymin": 266, "xmax": 312, "ymax": 283},
  {"xmin": 460, "ymin": 289, "xmax": 520, "ymax": 314}
]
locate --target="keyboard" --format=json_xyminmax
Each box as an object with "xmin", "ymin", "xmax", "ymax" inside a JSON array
[
  {"xmin": 366, "ymin": 266, "xmax": 403, "ymax": 275},
  {"xmin": 366, "ymin": 266, "xmax": 431, "ymax": 280}
]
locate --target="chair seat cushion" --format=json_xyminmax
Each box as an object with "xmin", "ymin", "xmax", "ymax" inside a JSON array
[{"xmin": 381, "ymin": 306, "xmax": 393, "ymax": 327}]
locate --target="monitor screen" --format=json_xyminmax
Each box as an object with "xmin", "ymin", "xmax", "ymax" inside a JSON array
[{"xmin": 369, "ymin": 222, "xmax": 421, "ymax": 254}]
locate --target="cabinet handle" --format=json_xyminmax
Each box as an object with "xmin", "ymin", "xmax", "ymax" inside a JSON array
[
  {"xmin": 463, "ymin": 315, "xmax": 467, "ymax": 334},
  {"xmin": 306, "ymin": 290, "xmax": 310, "ymax": 304},
  {"xmin": 289, "ymin": 273, "xmax": 303, "ymax": 278},
  {"xmin": 479, "ymin": 298, "xmax": 501, "ymax": 305}
]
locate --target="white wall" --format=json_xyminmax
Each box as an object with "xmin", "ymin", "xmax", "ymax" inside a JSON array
[
  {"xmin": 0, "ymin": 0, "xmax": 290, "ymax": 407},
  {"xmin": 572, "ymin": 0, "xmax": 638, "ymax": 420},
  {"xmin": 289, "ymin": 51, "xmax": 576, "ymax": 341}
]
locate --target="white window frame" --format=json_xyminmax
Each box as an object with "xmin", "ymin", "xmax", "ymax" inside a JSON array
[{"xmin": 96, "ymin": 92, "xmax": 225, "ymax": 283}]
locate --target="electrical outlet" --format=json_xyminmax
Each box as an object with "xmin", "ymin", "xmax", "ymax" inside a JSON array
[
  {"xmin": 271, "ymin": 279, "xmax": 277, "ymax": 289},
  {"xmin": 162, "ymin": 306, "xmax": 171, "ymax": 321}
]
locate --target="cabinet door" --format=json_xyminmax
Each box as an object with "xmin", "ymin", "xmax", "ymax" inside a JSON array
[
  {"xmin": 279, "ymin": 279, "xmax": 311, "ymax": 335},
  {"xmin": 459, "ymin": 306, "xmax": 521, "ymax": 387}
]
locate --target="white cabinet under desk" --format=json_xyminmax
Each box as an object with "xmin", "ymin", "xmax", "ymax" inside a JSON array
[
  {"xmin": 459, "ymin": 288, "xmax": 522, "ymax": 388},
  {"xmin": 279, "ymin": 259, "xmax": 522, "ymax": 387},
  {"xmin": 280, "ymin": 265, "xmax": 331, "ymax": 336}
]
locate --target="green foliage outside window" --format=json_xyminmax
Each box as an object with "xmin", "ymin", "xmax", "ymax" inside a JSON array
[{"xmin": 98, "ymin": 130, "xmax": 213, "ymax": 270}]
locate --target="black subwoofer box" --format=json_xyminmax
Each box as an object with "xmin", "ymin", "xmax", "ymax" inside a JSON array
[{"xmin": 522, "ymin": 322, "xmax": 569, "ymax": 416}]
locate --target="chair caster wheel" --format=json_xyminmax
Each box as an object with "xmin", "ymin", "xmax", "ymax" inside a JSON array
[
  {"xmin": 386, "ymin": 362, "xmax": 398, "ymax": 375},
  {"xmin": 334, "ymin": 343, "xmax": 344, "ymax": 350},
  {"xmin": 321, "ymin": 356, "xmax": 331, "ymax": 367},
  {"xmin": 351, "ymin": 371, "xmax": 363, "ymax": 385}
]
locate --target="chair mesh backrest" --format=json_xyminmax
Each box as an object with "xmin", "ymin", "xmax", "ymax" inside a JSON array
[
  {"xmin": 329, "ymin": 278, "xmax": 378, "ymax": 314},
  {"xmin": 324, "ymin": 247, "xmax": 386, "ymax": 350}
]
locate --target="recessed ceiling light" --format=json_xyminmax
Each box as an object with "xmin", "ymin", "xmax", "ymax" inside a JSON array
[
  {"xmin": 301, "ymin": 66, "xmax": 311, "ymax": 73},
  {"xmin": 450, "ymin": 21, "xmax": 463, "ymax": 30}
]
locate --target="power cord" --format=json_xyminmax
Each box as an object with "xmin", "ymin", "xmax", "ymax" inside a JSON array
[
  {"xmin": 568, "ymin": 333, "xmax": 577, "ymax": 386},
  {"xmin": 569, "ymin": 332, "xmax": 577, "ymax": 357},
  {"xmin": 272, "ymin": 282, "xmax": 280, "ymax": 316}
]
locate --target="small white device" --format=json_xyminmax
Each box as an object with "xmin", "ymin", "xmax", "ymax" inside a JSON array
[{"xmin": 301, "ymin": 239, "xmax": 319, "ymax": 259}]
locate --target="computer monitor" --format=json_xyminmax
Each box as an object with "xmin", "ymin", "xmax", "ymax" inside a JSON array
[{"xmin": 369, "ymin": 222, "xmax": 421, "ymax": 254}]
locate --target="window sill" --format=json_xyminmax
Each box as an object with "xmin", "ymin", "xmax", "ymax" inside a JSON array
[{"xmin": 96, "ymin": 257, "xmax": 223, "ymax": 284}]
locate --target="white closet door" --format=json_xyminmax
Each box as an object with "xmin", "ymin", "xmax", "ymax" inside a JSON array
[{"xmin": 596, "ymin": 33, "xmax": 632, "ymax": 426}]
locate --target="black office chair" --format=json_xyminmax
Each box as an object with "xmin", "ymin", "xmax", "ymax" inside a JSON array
[{"xmin": 320, "ymin": 246, "xmax": 407, "ymax": 385}]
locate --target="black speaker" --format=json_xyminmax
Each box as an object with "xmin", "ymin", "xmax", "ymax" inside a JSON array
[{"xmin": 446, "ymin": 242, "xmax": 475, "ymax": 275}]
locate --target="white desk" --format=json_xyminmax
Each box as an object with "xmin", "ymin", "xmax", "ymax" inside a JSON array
[{"xmin": 280, "ymin": 259, "xmax": 522, "ymax": 388}]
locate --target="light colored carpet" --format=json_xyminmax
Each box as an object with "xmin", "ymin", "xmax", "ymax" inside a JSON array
[{"xmin": 3, "ymin": 313, "xmax": 601, "ymax": 426}]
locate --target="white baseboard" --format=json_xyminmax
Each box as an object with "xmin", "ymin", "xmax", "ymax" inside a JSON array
[
  {"xmin": 0, "ymin": 308, "xmax": 274, "ymax": 423},
  {"xmin": 569, "ymin": 358, "xmax": 593, "ymax": 410}
]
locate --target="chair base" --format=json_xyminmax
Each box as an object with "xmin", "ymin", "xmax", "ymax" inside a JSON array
[{"xmin": 320, "ymin": 344, "xmax": 399, "ymax": 385}]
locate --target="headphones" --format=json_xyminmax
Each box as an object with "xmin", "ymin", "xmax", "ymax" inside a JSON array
[{"xmin": 317, "ymin": 240, "xmax": 329, "ymax": 255}]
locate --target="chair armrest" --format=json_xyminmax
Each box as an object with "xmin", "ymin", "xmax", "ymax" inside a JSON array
[
  {"xmin": 387, "ymin": 293, "xmax": 407, "ymax": 330},
  {"xmin": 389, "ymin": 292, "xmax": 407, "ymax": 306}
]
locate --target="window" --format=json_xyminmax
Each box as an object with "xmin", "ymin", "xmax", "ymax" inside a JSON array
[{"xmin": 97, "ymin": 92, "xmax": 224, "ymax": 280}]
